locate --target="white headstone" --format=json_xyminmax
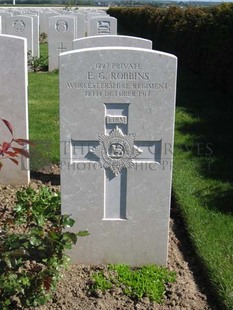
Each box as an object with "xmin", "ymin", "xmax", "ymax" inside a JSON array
[
  {"xmin": 39, "ymin": 11, "xmax": 58, "ymax": 35},
  {"xmin": 74, "ymin": 13, "xmax": 85, "ymax": 38},
  {"xmin": 87, "ymin": 16, "xmax": 117, "ymax": 36},
  {"xmin": 48, "ymin": 15, "xmax": 76, "ymax": 71},
  {"xmin": 73, "ymin": 35, "xmax": 152, "ymax": 50},
  {"xmin": 0, "ymin": 35, "xmax": 29, "ymax": 185},
  {"xmin": 59, "ymin": 47, "xmax": 177, "ymax": 266},
  {"xmin": 11, "ymin": 9, "xmax": 23, "ymax": 16},
  {"xmin": 87, "ymin": 11, "xmax": 108, "ymax": 24},
  {"xmin": 22, "ymin": 14, "xmax": 39, "ymax": 57},
  {"xmin": 0, "ymin": 12, "xmax": 12, "ymax": 34},
  {"xmin": 6, "ymin": 16, "xmax": 34, "ymax": 55}
]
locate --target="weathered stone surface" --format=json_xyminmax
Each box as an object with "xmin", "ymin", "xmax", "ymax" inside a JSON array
[
  {"xmin": 0, "ymin": 35, "xmax": 29, "ymax": 185},
  {"xmin": 73, "ymin": 35, "xmax": 152, "ymax": 50},
  {"xmin": 60, "ymin": 47, "xmax": 177, "ymax": 266},
  {"xmin": 87, "ymin": 16, "xmax": 117, "ymax": 36},
  {"xmin": 48, "ymin": 15, "xmax": 76, "ymax": 71}
]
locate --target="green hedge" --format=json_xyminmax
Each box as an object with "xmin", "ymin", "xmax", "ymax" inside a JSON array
[{"xmin": 108, "ymin": 4, "xmax": 233, "ymax": 96}]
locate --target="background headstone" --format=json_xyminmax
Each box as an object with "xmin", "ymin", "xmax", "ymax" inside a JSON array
[
  {"xmin": 74, "ymin": 13, "xmax": 85, "ymax": 38},
  {"xmin": 10, "ymin": 9, "xmax": 23, "ymax": 16},
  {"xmin": 48, "ymin": 15, "xmax": 76, "ymax": 71},
  {"xmin": 23, "ymin": 14, "xmax": 39, "ymax": 57},
  {"xmin": 6, "ymin": 15, "xmax": 34, "ymax": 55},
  {"xmin": 60, "ymin": 47, "xmax": 177, "ymax": 266},
  {"xmin": 87, "ymin": 16, "xmax": 117, "ymax": 36},
  {"xmin": 73, "ymin": 35, "xmax": 152, "ymax": 50},
  {"xmin": 39, "ymin": 11, "xmax": 58, "ymax": 35},
  {"xmin": 0, "ymin": 12, "xmax": 12, "ymax": 34},
  {"xmin": 0, "ymin": 35, "xmax": 29, "ymax": 185}
]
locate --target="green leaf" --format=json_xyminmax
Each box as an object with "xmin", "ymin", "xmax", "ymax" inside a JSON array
[
  {"xmin": 63, "ymin": 232, "xmax": 78, "ymax": 244},
  {"xmin": 4, "ymin": 258, "xmax": 12, "ymax": 268},
  {"xmin": 11, "ymin": 248, "xmax": 29, "ymax": 258},
  {"xmin": 77, "ymin": 230, "xmax": 90, "ymax": 237},
  {"xmin": 29, "ymin": 235, "xmax": 42, "ymax": 246},
  {"xmin": 4, "ymin": 299, "xmax": 11, "ymax": 306},
  {"xmin": 61, "ymin": 215, "xmax": 75, "ymax": 228},
  {"xmin": 14, "ymin": 204, "xmax": 22, "ymax": 212},
  {"xmin": 1, "ymin": 186, "xmax": 80, "ymax": 308},
  {"xmin": 49, "ymin": 231, "xmax": 59, "ymax": 240},
  {"xmin": 36, "ymin": 214, "xmax": 45, "ymax": 226}
]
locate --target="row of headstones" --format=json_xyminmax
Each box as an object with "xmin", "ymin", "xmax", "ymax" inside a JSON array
[
  {"xmin": 0, "ymin": 33, "xmax": 177, "ymax": 266},
  {"xmin": 0, "ymin": 8, "xmax": 117, "ymax": 70},
  {"xmin": 48, "ymin": 14, "xmax": 117, "ymax": 71},
  {"xmin": 0, "ymin": 7, "xmax": 111, "ymax": 35}
]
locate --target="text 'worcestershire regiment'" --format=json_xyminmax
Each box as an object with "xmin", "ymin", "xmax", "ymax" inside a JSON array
[{"xmin": 66, "ymin": 62, "xmax": 169, "ymax": 98}]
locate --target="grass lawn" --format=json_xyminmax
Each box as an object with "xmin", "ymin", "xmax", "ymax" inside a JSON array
[
  {"xmin": 28, "ymin": 43, "xmax": 59, "ymax": 170},
  {"xmin": 28, "ymin": 45, "xmax": 233, "ymax": 308},
  {"xmin": 40, "ymin": 42, "xmax": 48, "ymax": 58},
  {"xmin": 28, "ymin": 71, "xmax": 59, "ymax": 170},
  {"xmin": 174, "ymin": 68, "xmax": 233, "ymax": 309}
]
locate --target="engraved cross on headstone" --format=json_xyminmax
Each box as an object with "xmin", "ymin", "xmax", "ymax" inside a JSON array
[
  {"xmin": 71, "ymin": 103, "xmax": 161, "ymax": 220},
  {"xmin": 57, "ymin": 41, "xmax": 67, "ymax": 53}
]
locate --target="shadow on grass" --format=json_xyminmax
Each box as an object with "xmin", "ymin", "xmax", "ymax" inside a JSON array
[
  {"xmin": 194, "ymin": 185, "xmax": 233, "ymax": 215},
  {"xmin": 176, "ymin": 66, "xmax": 233, "ymax": 214},
  {"xmin": 171, "ymin": 193, "xmax": 219, "ymax": 310}
]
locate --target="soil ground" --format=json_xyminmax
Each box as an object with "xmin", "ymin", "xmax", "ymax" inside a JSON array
[{"xmin": 0, "ymin": 165, "xmax": 218, "ymax": 310}]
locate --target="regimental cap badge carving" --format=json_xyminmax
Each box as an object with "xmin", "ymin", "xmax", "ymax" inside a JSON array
[
  {"xmin": 91, "ymin": 126, "xmax": 143, "ymax": 176},
  {"xmin": 12, "ymin": 19, "xmax": 25, "ymax": 32},
  {"xmin": 55, "ymin": 20, "xmax": 68, "ymax": 33}
]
